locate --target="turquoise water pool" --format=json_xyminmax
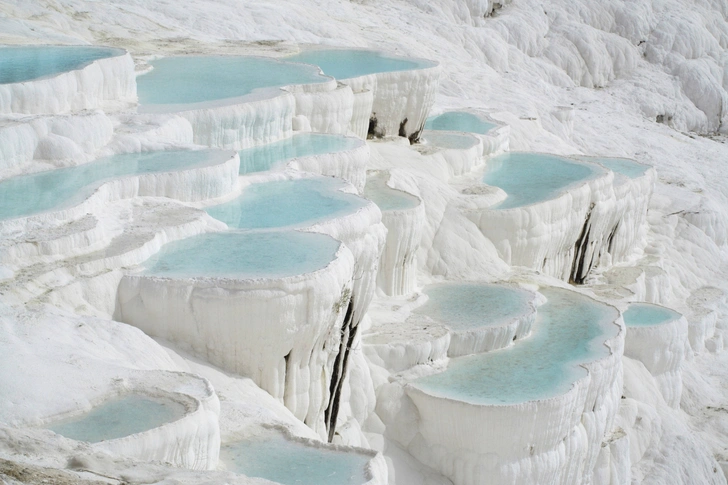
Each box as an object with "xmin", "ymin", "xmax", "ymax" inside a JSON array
[
  {"xmin": 422, "ymin": 131, "xmax": 478, "ymax": 150},
  {"xmin": 137, "ymin": 56, "xmax": 327, "ymax": 107},
  {"xmin": 143, "ymin": 231, "xmax": 340, "ymax": 279},
  {"xmin": 623, "ymin": 303, "xmax": 681, "ymax": 327},
  {"xmin": 362, "ymin": 173, "xmax": 419, "ymax": 212},
  {"xmin": 207, "ymin": 177, "xmax": 367, "ymax": 229},
  {"xmin": 286, "ymin": 49, "xmax": 435, "ymax": 80},
  {"xmin": 587, "ymin": 157, "xmax": 649, "ymax": 179},
  {"xmin": 0, "ymin": 150, "xmax": 226, "ymax": 220},
  {"xmin": 238, "ymin": 133, "xmax": 361, "ymax": 175},
  {"xmin": 223, "ymin": 433, "xmax": 370, "ymax": 485},
  {"xmin": 483, "ymin": 152, "xmax": 602, "ymax": 209},
  {"xmin": 424, "ymin": 112, "xmax": 497, "ymax": 135},
  {"xmin": 412, "ymin": 288, "xmax": 618, "ymax": 405},
  {"xmin": 415, "ymin": 283, "xmax": 533, "ymax": 331},
  {"xmin": 0, "ymin": 45, "xmax": 122, "ymax": 84},
  {"xmin": 48, "ymin": 395, "xmax": 185, "ymax": 443}
]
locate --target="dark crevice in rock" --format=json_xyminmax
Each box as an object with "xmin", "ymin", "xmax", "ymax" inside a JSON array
[
  {"xmin": 282, "ymin": 350, "xmax": 291, "ymax": 404},
  {"xmin": 606, "ymin": 223, "xmax": 619, "ymax": 255},
  {"xmin": 325, "ymin": 294, "xmax": 356, "ymax": 442},
  {"xmin": 408, "ymin": 123, "xmax": 424, "ymax": 144},
  {"xmin": 399, "ymin": 118, "xmax": 408, "ymax": 138},
  {"xmin": 367, "ymin": 114, "xmax": 381, "ymax": 139},
  {"xmin": 570, "ymin": 209, "xmax": 593, "ymax": 285}
]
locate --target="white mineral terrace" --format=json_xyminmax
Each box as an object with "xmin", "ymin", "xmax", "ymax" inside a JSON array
[{"xmin": 1, "ymin": 3, "xmax": 727, "ymax": 484}]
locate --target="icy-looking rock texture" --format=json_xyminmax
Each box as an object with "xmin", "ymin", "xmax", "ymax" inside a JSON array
[
  {"xmin": 0, "ymin": 45, "xmax": 136, "ymax": 115},
  {"xmin": 137, "ymin": 55, "xmax": 331, "ymax": 149},
  {"xmin": 0, "ymin": 111, "xmax": 113, "ymax": 178},
  {"xmin": 425, "ymin": 111, "xmax": 510, "ymax": 157},
  {"xmin": 287, "ymin": 49, "xmax": 441, "ymax": 141},
  {"xmin": 116, "ymin": 231, "xmax": 358, "ymax": 439},
  {"xmin": 417, "ymin": 130, "xmax": 484, "ymax": 177},
  {"xmin": 465, "ymin": 152, "xmax": 653, "ymax": 283},
  {"xmin": 222, "ymin": 428, "xmax": 387, "ymax": 485},
  {"xmin": 405, "ymin": 287, "xmax": 622, "ymax": 485},
  {"xmin": 623, "ymin": 303, "xmax": 689, "ymax": 407},
  {"xmin": 46, "ymin": 372, "xmax": 221, "ymax": 470},
  {"xmin": 363, "ymin": 171, "xmax": 423, "ymax": 296}
]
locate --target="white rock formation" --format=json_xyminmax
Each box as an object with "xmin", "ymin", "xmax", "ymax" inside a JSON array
[{"xmin": 0, "ymin": 48, "xmax": 136, "ymax": 115}]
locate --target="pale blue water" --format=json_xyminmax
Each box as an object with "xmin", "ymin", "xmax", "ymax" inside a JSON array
[
  {"xmin": 238, "ymin": 133, "xmax": 361, "ymax": 175},
  {"xmin": 362, "ymin": 173, "xmax": 419, "ymax": 212},
  {"xmin": 483, "ymin": 152, "xmax": 602, "ymax": 209},
  {"xmin": 223, "ymin": 433, "xmax": 370, "ymax": 485},
  {"xmin": 286, "ymin": 49, "xmax": 435, "ymax": 80},
  {"xmin": 590, "ymin": 157, "xmax": 649, "ymax": 179},
  {"xmin": 412, "ymin": 288, "xmax": 619, "ymax": 405},
  {"xmin": 137, "ymin": 56, "xmax": 327, "ymax": 106},
  {"xmin": 207, "ymin": 178, "xmax": 367, "ymax": 229},
  {"xmin": 0, "ymin": 45, "xmax": 121, "ymax": 84},
  {"xmin": 415, "ymin": 284, "xmax": 533, "ymax": 331},
  {"xmin": 623, "ymin": 303, "xmax": 681, "ymax": 327},
  {"xmin": 48, "ymin": 395, "xmax": 185, "ymax": 443},
  {"xmin": 143, "ymin": 231, "xmax": 340, "ymax": 279},
  {"xmin": 425, "ymin": 112, "xmax": 497, "ymax": 134},
  {"xmin": 0, "ymin": 150, "xmax": 221, "ymax": 220},
  {"xmin": 422, "ymin": 131, "xmax": 478, "ymax": 149}
]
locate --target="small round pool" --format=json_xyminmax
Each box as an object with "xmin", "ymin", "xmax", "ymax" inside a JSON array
[
  {"xmin": 48, "ymin": 395, "xmax": 185, "ymax": 443},
  {"xmin": 425, "ymin": 111, "xmax": 497, "ymax": 135},
  {"xmin": 286, "ymin": 49, "xmax": 436, "ymax": 80},
  {"xmin": 222, "ymin": 432, "xmax": 371, "ymax": 485},
  {"xmin": 623, "ymin": 302, "xmax": 681, "ymax": 327}
]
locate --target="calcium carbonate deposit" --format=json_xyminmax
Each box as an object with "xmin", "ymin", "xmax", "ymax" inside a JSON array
[{"xmin": 1, "ymin": 1, "xmax": 728, "ymax": 485}]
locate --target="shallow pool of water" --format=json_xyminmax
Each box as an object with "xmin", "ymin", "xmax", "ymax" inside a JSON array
[
  {"xmin": 415, "ymin": 283, "xmax": 534, "ymax": 331},
  {"xmin": 137, "ymin": 56, "xmax": 327, "ymax": 108},
  {"xmin": 222, "ymin": 433, "xmax": 370, "ymax": 485},
  {"xmin": 143, "ymin": 231, "xmax": 340, "ymax": 279},
  {"xmin": 0, "ymin": 150, "xmax": 226, "ymax": 220},
  {"xmin": 207, "ymin": 177, "xmax": 367, "ymax": 229},
  {"xmin": 48, "ymin": 395, "xmax": 186, "ymax": 443},
  {"xmin": 286, "ymin": 49, "xmax": 435, "ymax": 80},
  {"xmin": 412, "ymin": 287, "xmax": 619, "ymax": 405},
  {"xmin": 424, "ymin": 112, "xmax": 497, "ymax": 135},
  {"xmin": 421, "ymin": 130, "xmax": 478, "ymax": 150},
  {"xmin": 587, "ymin": 157, "xmax": 649, "ymax": 179},
  {"xmin": 0, "ymin": 45, "xmax": 122, "ymax": 84},
  {"xmin": 482, "ymin": 152, "xmax": 602, "ymax": 209},
  {"xmin": 623, "ymin": 303, "xmax": 681, "ymax": 327},
  {"xmin": 362, "ymin": 173, "xmax": 419, "ymax": 212},
  {"xmin": 238, "ymin": 133, "xmax": 361, "ymax": 175}
]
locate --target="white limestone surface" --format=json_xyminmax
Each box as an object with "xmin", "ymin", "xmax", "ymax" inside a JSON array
[
  {"xmin": 0, "ymin": 111, "xmax": 113, "ymax": 178},
  {"xmin": 287, "ymin": 135, "xmax": 370, "ymax": 192},
  {"xmin": 401, "ymin": 289, "xmax": 624, "ymax": 485},
  {"xmin": 115, "ymin": 237, "xmax": 357, "ymax": 440},
  {"xmin": 0, "ymin": 47, "xmax": 136, "ymax": 115}
]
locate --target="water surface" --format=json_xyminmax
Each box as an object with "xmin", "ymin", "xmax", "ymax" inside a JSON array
[
  {"xmin": 482, "ymin": 152, "xmax": 602, "ymax": 209},
  {"xmin": 0, "ymin": 45, "xmax": 121, "ymax": 84},
  {"xmin": 207, "ymin": 177, "xmax": 367, "ymax": 229},
  {"xmin": 0, "ymin": 150, "xmax": 225, "ymax": 220},
  {"xmin": 238, "ymin": 133, "xmax": 361, "ymax": 175},
  {"xmin": 425, "ymin": 112, "xmax": 497, "ymax": 135},
  {"xmin": 362, "ymin": 173, "xmax": 419, "ymax": 212},
  {"xmin": 412, "ymin": 288, "xmax": 619, "ymax": 405},
  {"xmin": 49, "ymin": 395, "xmax": 185, "ymax": 443},
  {"xmin": 287, "ymin": 49, "xmax": 434, "ymax": 80},
  {"xmin": 143, "ymin": 231, "xmax": 340, "ymax": 279},
  {"xmin": 223, "ymin": 433, "xmax": 370, "ymax": 485},
  {"xmin": 623, "ymin": 303, "xmax": 681, "ymax": 327}
]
